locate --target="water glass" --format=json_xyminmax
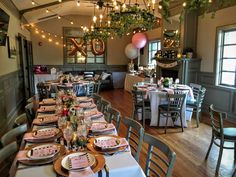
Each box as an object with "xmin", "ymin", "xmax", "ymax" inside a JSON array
[
  {"xmin": 63, "ymin": 125, "xmax": 73, "ymax": 150},
  {"xmin": 57, "ymin": 116, "xmax": 67, "ymax": 130},
  {"xmin": 77, "ymin": 124, "xmax": 88, "ymax": 138}
]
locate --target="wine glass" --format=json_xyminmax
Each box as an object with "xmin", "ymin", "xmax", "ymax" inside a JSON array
[
  {"xmin": 63, "ymin": 125, "xmax": 73, "ymax": 150},
  {"xmin": 77, "ymin": 124, "xmax": 88, "ymax": 138},
  {"xmin": 57, "ymin": 116, "xmax": 67, "ymax": 130}
]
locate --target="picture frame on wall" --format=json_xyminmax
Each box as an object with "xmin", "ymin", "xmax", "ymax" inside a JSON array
[{"xmin": 7, "ymin": 36, "xmax": 17, "ymax": 59}]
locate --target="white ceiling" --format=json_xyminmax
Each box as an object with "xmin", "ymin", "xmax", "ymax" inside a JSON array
[{"xmin": 10, "ymin": 0, "xmax": 165, "ymax": 24}]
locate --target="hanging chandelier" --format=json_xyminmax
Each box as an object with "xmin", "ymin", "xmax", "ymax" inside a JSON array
[{"xmin": 83, "ymin": 0, "xmax": 160, "ymax": 40}]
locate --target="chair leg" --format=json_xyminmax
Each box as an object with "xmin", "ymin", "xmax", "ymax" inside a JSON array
[
  {"xmin": 158, "ymin": 109, "xmax": 160, "ymax": 127},
  {"xmin": 180, "ymin": 112, "xmax": 184, "ymax": 132},
  {"xmin": 132, "ymin": 107, "xmax": 135, "ymax": 119},
  {"xmin": 205, "ymin": 134, "xmax": 214, "ymax": 160},
  {"xmin": 215, "ymin": 141, "xmax": 224, "ymax": 175},
  {"xmin": 196, "ymin": 109, "xmax": 200, "ymax": 128},
  {"xmin": 142, "ymin": 108, "xmax": 145, "ymax": 129},
  {"xmin": 234, "ymin": 142, "xmax": 236, "ymax": 162},
  {"xmin": 165, "ymin": 113, "xmax": 168, "ymax": 134}
]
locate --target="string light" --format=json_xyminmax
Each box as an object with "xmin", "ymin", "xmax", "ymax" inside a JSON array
[
  {"xmin": 76, "ymin": 1, "xmax": 80, "ymax": 7},
  {"xmin": 57, "ymin": 16, "xmax": 61, "ymax": 19},
  {"xmin": 70, "ymin": 21, "xmax": 74, "ymax": 25},
  {"xmin": 31, "ymin": 1, "xmax": 35, "ymax": 5},
  {"xmin": 58, "ymin": 0, "xmax": 62, "ymax": 2},
  {"xmin": 46, "ymin": 9, "xmax": 49, "ymax": 13}
]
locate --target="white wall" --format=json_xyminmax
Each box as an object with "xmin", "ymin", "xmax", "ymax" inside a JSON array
[
  {"xmin": 32, "ymin": 15, "xmax": 132, "ymax": 66},
  {"xmin": 0, "ymin": 2, "xmax": 30, "ymax": 76},
  {"xmin": 197, "ymin": 5, "xmax": 236, "ymax": 72}
]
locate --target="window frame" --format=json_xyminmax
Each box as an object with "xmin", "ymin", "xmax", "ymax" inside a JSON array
[
  {"xmin": 215, "ymin": 25, "xmax": 236, "ymax": 89},
  {"xmin": 148, "ymin": 39, "xmax": 161, "ymax": 65}
]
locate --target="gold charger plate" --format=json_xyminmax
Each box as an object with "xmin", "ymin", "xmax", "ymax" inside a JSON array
[
  {"xmin": 87, "ymin": 135, "xmax": 127, "ymax": 155},
  {"xmin": 19, "ymin": 143, "xmax": 66, "ymax": 166},
  {"xmin": 53, "ymin": 151, "xmax": 105, "ymax": 177}
]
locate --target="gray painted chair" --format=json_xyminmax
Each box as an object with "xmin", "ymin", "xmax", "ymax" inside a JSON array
[
  {"xmin": 91, "ymin": 93, "xmax": 102, "ymax": 109},
  {"xmin": 205, "ymin": 104, "xmax": 236, "ymax": 176},
  {"xmin": 123, "ymin": 117, "xmax": 144, "ymax": 162},
  {"xmin": 105, "ymin": 107, "xmax": 121, "ymax": 133},
  {"xmin": 94, "ymin": 81, "xmax": 101, "ymax": 94},
  {"xmin": 37, "ymin": 82, "xmax": 50, "ymax": 100},
  {"xmin": 13, "ymin": 113, "xmax": 28, "ymax": 128},
  {"xmin": 158, "ymin": 93, "xmax": 186, "ymax": 133},
  {"xmin": 27, "ymin": 96, "xmax": 34, "ymax": 103},
  {"xmin": 143, "ymin": 133, "xmax": 176, "ymax": 177},
  {"xmin": 86, "ymin": 83, "xmax": 95, "ymax": 96},
  {"xmin": 0, "ymin": 141, "xmax": 18, "ymax": 177},
  {"xmin": 1, "ymin": 124, "xmax": 27, "ymax": 147},
  {"xmin": 25, "ymin": 102, "xmax": 35, "ymax": 125},
  {"xmin": 131, "ymin": 89, "xmax": 151, "ymax": 129},
  {"xmin": 187, "ymin": 85, "xmax": 206, "ymax": 127},
  {"xmin": 99, "ymin": 99, "xmax": 111, "ymax": 114}
]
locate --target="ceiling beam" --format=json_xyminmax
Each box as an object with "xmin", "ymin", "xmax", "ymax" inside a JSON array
[{"xmin": 19, "ymin": 0, "xmax": 74, "ymax": 15}]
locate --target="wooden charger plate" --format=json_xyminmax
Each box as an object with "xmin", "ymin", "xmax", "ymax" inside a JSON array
[
  {"xmin": 53, "ymin": 151, "xmax": 105, "ymax": 177},
  {"xmin": 19, "ymin": 143, "xmax": 66, "ymax": 166},
  {"xmin": 87, "ymin": 135, "xmax": 127, "ymax": 155}
]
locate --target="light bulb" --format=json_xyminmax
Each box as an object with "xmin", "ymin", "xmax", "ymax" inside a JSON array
[
  {"xmin": 46, "ymin": 9, "xmax": 49, "ymax": 13},
  {"xmin": 58, "ymin": 16, "xmax": 61, "ymax": 19},
  {"xmin": 48, "ymin": 38, "xmax": 52, "ymax": 42},
  {"xmin": 55, "ymin": 42, "xmax": 59, "ymax": 45},
  {"xmin": 58, "ymin": 0, "xmax": 62, "ymax": 2},
  {"xmin": 70, "ymin": 21, "xmax": 74, "ymax": 25},
  {"xmin": 183, "ymin": 2, "xmax": 186, "ymax": 7},
  {"xmin": 76, "ymin": 1, "xmax": 80, "ymax": 6},
  {"xmin": 93, "ymin": 16, "xmax": 97, "ymax": 23},
  {"xmin": 42, "ymin": 35, "xmax": 46, "ymax": 38},
  {"xmin": 31, "ymin": 1, "xmax": 35, "ymax": 5}
]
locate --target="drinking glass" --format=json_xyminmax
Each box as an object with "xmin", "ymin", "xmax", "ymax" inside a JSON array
[
  {"xmin": 77, "ymin": 124, "xmax": 88, "ymax": 138},
  {"xmin": 63, "ymin": 125, "xmax": 73, "ymax": 150},
  {"xmin": 57, "ymin": 116, "xmax": 67, "ymax": 130}
]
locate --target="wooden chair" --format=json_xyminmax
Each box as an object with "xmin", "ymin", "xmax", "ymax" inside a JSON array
[
  {"xmin": 0, "ymin": 141, "xmax": 18, "ymax": 177},
  {"xmin": 0, "ymin": 124, "xmax": 27, "ymax": 147},
  {"xmin": 13, "ymin": 113, "xmax": 28, "ymax": 128},
  {"xmin": 99, "ymin": 99, "xmax": 111, "ymax": 114},
  {"xmin": 37, "ymin": 82, "xmax": 50, "ymax": 100},
  {"xmin": 205, "ymin": 104, "xmax": 236, "ymax": 176},
  {"xmin": 143, "ymin": 133, "xmax": 176, "ymax": 177},
  {"xmin": 123, "ymin": 117, "xmax": 144, "ymax": 162},
  {"xmin": 25, "ymin": 102, "xmax": 35, "ymax": 125},
  {"xmin": 158, "ymin": 93, "xmax": 186, "ymax": 133},
  {"xmin": 187, "ymin": 85, "xmax": 206, "ymax": 127},
  {"xmin": 105, "ymin": 107, "xmax": 121, "ymax": 133},
  {"xmin": 131, "ymin": 89, "xmax": 151, "ymax": 129}
]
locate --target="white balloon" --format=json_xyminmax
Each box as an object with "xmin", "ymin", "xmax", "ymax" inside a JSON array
[{"xmin": 125, "ymin": 43, "xmax": 138, "ymax": 59}]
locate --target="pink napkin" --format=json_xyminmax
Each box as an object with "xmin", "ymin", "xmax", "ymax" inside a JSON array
[
  {"xmin": 118, "ymin": 138, "xmax": 129, "ymax": 147},
  {"xmin": 38, "ymin": 105, "xmax": 56, "ymax": 112},
  {"xmin": 23, "ymin": 132, "xmax": 37, "ymax": 140},
  {"xmin": 33, "ymin": 115, "xmax": 58, "ymax": 124},
  {"xmin": 69, "ymin": 154, "xmax": 89, "ymax": 169},
  {"xmin": 16, "ymin": 150, "xmax": 29, "ymax": 161},
  {"xmin": 84, "ymin": 109, "xmax": 98, "ymax": 117},
  {"xmin": 30, "ymin": 145, "xmax": 58, "ymax": 158},
  {"xmin": 79, "ymin": 103, "xmax": 96, "ymax": 109},
  {"xmin": 69, "ymin": 167, "xmax": 94, "ymax": 177},
  {"xmin": 95, "ymin": 138, "xmax": 118, "ymax": 148},
  {"xmin": 90, "ymin": 123, "xmax": 115, "ymax": 132}
]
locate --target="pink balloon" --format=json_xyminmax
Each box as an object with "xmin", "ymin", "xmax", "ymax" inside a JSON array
[{"xmin": 132, "ymin": 33, "xmax": 147, "ymax": 49}]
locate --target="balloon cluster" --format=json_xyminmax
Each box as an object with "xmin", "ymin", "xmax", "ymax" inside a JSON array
[{"xmin": 124, "ymin": 33, "xmax": 147, "ymax": 60}]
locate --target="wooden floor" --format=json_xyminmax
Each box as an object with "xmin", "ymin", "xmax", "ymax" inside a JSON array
[{"xmin": 100, "ymin": 89, "xmax": 236, "ymax": 177}]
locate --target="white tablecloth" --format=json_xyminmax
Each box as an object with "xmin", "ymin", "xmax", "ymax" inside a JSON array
[
  {"xmin": 34, "ymin": 74, "xmax": 57, "ymax": 93},
  {"xmin": 14, "ymin": 151, "xmax": 145, "ymax": 177},
  {"xmin": 138, "ymin": 85, "xmax": 194, "ymax": 127}
]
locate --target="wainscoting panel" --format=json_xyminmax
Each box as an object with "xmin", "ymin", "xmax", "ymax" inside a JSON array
[
  {"xmin": 198, "ymin": 72, "xmax": 236, "ymax": 119},
  {"xmin": 0, "ymin": 71, "xmax": 25, "ymax": 136}
]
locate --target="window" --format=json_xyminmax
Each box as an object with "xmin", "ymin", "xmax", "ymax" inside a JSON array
[
  {"xmin": 63, "ymin": 27, "xmax": 105, "ymax": 64},
  {"xmin": 148, "ymin": 40, "xmax": 161, "ymax": 66},
  {"xmin": 216, "ymin": 26, "xmax": 236, "ymax": 88}
]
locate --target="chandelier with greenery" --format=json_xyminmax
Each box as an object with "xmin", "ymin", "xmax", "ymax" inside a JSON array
[{"xmin": 83, "ymin": 0, "xmax": 234, "ymax": 41}]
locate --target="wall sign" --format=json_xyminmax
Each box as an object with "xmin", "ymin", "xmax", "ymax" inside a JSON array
[{"xmin": 156, "ymin": 61, "xmax": 178, "ymax": 68}]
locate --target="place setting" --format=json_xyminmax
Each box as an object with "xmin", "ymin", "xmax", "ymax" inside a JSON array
[
  {"xmin": 16, "ymin": 143, "xmax": 66, "ymax": 166},
  {"xmin": 23, "ymin": 127, "xmax": 61, "ymax": 143},
  {"xmin": 32, "ymin": 114, "xmax": 59, "ymax": 125},
  {"xmin": 88, "ymin": 122, "xmax": 116, "ymax": 137},
  {"xmin": 37, "ymin": 105, "xmax": 56, "ymax": 113},
  {"xmin": 87, "ymin": 135, "xmax": 129, "ymax": 155}
]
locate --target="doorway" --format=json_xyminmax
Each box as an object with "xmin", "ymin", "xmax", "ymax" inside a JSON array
[{"xmin": 17, "ymin": 34, "xmax": 34, "ymax": 100}]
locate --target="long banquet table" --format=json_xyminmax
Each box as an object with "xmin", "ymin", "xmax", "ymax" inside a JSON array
[{"xmin": 10, "ymin": 95, "xmax": 146, "ymax": 177}]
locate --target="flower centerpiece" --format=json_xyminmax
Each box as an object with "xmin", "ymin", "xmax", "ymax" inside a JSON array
[{"xmin": 159, "ymin": 77, "xmax": 173, "ymax": 88}]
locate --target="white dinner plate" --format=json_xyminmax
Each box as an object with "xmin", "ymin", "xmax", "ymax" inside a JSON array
[
  {"xmin": 61, "ymin": 152, "xmax": 96, "ymax": 170},
  {"xmin": 27, "ymin": 143, "xmax": 60, "ymax": 160}
]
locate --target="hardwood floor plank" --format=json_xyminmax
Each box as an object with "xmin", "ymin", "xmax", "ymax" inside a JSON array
[{"xmin": 100, "ymin": 89, "xmax": 236, "ymax": 177}]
